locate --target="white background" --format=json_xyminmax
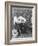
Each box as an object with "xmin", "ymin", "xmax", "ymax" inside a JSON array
[{"xmin": 0, "ymin": 0, "xmax": 38, "ymax": 46}]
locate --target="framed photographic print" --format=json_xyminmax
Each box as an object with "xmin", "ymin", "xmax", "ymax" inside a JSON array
[{"xmin": 5, "ymin": 1, "xmax": 37, "ymax": 44}]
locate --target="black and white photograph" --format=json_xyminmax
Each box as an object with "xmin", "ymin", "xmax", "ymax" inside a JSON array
[
  {"xmin": 11, "ymin": 7, "xmax": 32, "ymax": 38},
  {"xmin": 5, "ymin": 2, "xmax": 37, "ymax": 44}
]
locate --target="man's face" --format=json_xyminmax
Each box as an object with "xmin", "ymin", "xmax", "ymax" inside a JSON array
[{"xmin": 17, "ymin": 16, "xmax": 26, "ymax": 24}]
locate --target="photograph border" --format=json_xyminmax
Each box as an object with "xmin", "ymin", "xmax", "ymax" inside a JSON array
[{"xmin": 5, "ymin": 1, "xmax": 37, "ymax": 45}]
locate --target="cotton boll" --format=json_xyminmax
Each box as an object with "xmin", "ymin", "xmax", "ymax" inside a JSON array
[{"xmin": 12, "ymin": 29, "xmax": 18, "ymax": 38}]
